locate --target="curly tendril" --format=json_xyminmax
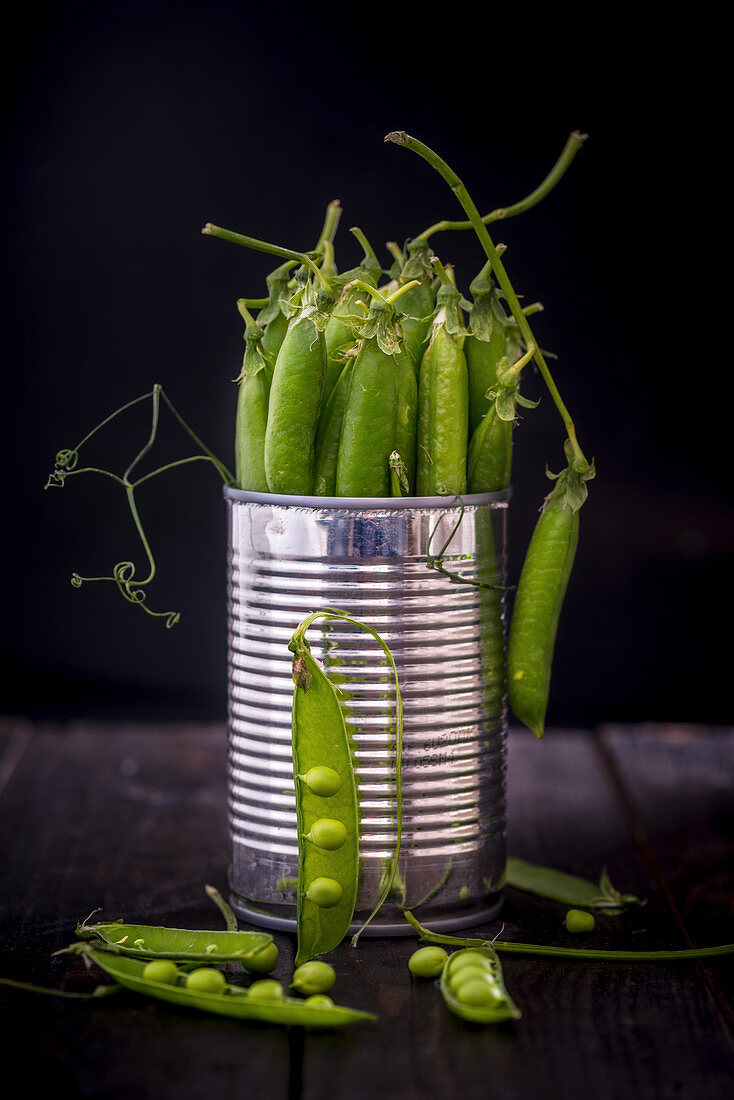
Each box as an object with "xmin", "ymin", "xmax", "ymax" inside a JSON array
[{"xmin": 47, "ymin": 385, "xmax": 233, "ymax": 628}]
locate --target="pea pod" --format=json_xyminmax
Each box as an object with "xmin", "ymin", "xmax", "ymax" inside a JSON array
[
  {"xmin": 322, "ymin": 228, "xmax": 382, "ymax": 403},
  {"xmin": 289, "ymin": 609, "xmax": 404, "ymax": 963},
  {"xmin": 508, "ymin": 452, "xmax": 594, "ymax": 738},
  {"xmin": 335, "ymin": 286, "xmax": 414, "ymax": 498},
  {"xmin": 465, "ymin": 262, "xmax": 523, "ymax": 434},
  {"xmin": 466, "ymin": 344, "xmax": 537, "ymax": 493},
  {"xmin": 289, "ymin": 627, "xmax": 360, "ymax": 964},
  {"xmin": 68, "ymin": 944, "xmax": 375, "ymax": 1027},
  {"xmin": 313, "ymin": 353, "xmax": 355, "ymax": 496},
  {"xmin": 75, "ymin": 919, "xmax": 273, "ymax": 963},
  {"xmin": 440, "ymin": 945, "xmax": 521, "ymax": 1024},
  {"xmin": 257, "ymin": 259, "xmax": 297, "ymax": 361},
  {"xmin": 264, "ymin": 305, "xmax": 330, "ymax": 495},
  {"xmin": 415, "ymin": 284, "xmax": 469, "ymax": 496},
  {"xmin": 233, "ymin": 301, "xmax": 273, "ymax": 492},
  {"xmin": 394, "ymin": 237, "xmax": 436, "ymax": 370}
]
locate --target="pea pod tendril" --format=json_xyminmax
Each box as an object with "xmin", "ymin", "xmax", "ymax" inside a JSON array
[{"xmin": 403, "ymin": 910, "xmax": 734, "ymax": 962}]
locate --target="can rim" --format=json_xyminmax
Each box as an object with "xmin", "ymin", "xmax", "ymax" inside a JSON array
[{"xmin": 223, "ymin": 486, "xmax": 512, "ymax": 510}]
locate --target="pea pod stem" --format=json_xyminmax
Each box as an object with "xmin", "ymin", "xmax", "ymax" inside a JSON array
[
  {"xmin": 403, "ymin": 910, "xmax": 734, "ymax": 961},
  {"xmin": 201, "ymin": 223, "xmax": 328, "ymax": 290},
  {"xmin": 416, "ymin": 131, "xmax": 587, "ymax": 241},
  {"xmin": 384, "ymin": 131, "xmax": 590, "ymax": 474}
]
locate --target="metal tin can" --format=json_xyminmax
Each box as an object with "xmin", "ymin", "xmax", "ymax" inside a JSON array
[{"xmin": 225, "ymin": 487, "xmax": 510, "ymax": 934}]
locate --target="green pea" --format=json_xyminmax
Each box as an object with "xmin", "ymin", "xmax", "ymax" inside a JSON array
[
  {"xmin": 449, "ymin": 950, "xmax": 492, "ymax": 972},
  {"xmin": 455, "ymin": 976, "xmax": 500, "ymax": 1007},
  {"xmin": 304, "ymin": 994, "xmax": 334, "ymax": 1007},
  {"xmin": 407, "ymin": 946, "xmax": 448, "ymax": 978},
  {"xmin": 565, "ymin": 909, "xmax": 596, "ymax": 933},
  {"xmin": 247, "ymin": 979, "xmax": 285, "ymax": 1002},
  {"xmin": 305, "ymin": 818, "xmax": 348, "ymax": 851},
  {"xmin": 448, "ymin": 965, "xmax": 494, "ymax": 992},
  {"xmin": 142, "ymin": 959, "xmax": 180, "ymax": 985},
  {"xmin": 291, "ymin": 961, "xmax": 336, "ymax": 995},
  {"xmin": 299, "ymin": 766, "xmax": 342, "ymax": 798},
  {"xmin": 305, "ymin": 877, "xmax": 343, "ymax": 909},
  {"xmin": 185, "ymin": 967, "xmax": 227, "ymax": 994},
  {"xmin": 243, "ymin": 942, "xmax": 279, "ymax": 974}
]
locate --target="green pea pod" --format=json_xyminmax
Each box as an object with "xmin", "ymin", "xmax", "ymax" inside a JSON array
[
  {"xmin": 335, "ymin": 338, "xmax": 399, "ymax": 497},
  {"xmin": 396, "ymin": 238, "xmax": 436, "ymax": 370},
  {"xmin": 290, "ymin": 636, "xmax": 360, "ymax": 964},
  {"xmin": 257, "ymin": 259, "xmax": 296, "ymax": 361},
  {"xmin": 415, "ymin": 316, "xmax": 468, "ymax": 496},
  {"xmin": 313, "ymin": 353, "xmax": 355, "ymax": 497},
  {"xmin": 265, "ymin": 312, "xmax": 327, "ymax": 495},
  {"xmin": 68, "ymin": 944, "xmax": 375, "ymax": 1026},
  {"xmin": 466, "ymin": 408, "xmax": 512, "ymax": 493},
  {"xmin": 289, "ymin": 609, "xmax": 404, "ymax": 962},
  {"xmin": 75, "ymin": 920, "xmax": 273, "ymax": 962},
  {"xmin": 465, "ymin": 262, "xmax": 522, "ymax": 434},
  {"xmin": 393, "ymin": 347, "xmax": 418, "ymax": 493},
  {"xmin": 508, "ymin": 456, "xmax": 594, "ymax": 737},
  {"xmin": 323, "ymin": 230, "xmax": 382, "ymax": 403},
  {"xmin": 440, "ymin": 945, "xmax": 521, "ymax": 1024},
  {"xmin": 234, "ymin": 302, "xmax": 273, "ymax": 492}
]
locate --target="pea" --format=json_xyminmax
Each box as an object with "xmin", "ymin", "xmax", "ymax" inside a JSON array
[
  {"xmin": 247, "ymin": 979, "xmax": 285, "ymax": 1002},
  {"xmin": 448, "ymin": 965, "xmax": 494, "ymax": 992},
  {"xmin": 299, "ymin": 766, "xmax": 342, "ymax": 798},
  {"xmin": 407, "ymin": 946, "xmax": 448, "ymax": 978},
  {"xmin": 185, "ymin": 967, "xmax": 227, "ymax": 994},
  {"xmin": 304, "ymin": 818, "xmax": 348, "ymax": 851},
  {"xmin": 455, "ymin": 976, "xmax": 500, "ymax": 1007},
  {"xmin": 565, "ymin": 909, "xmax": 596, "ymax": 933},
  {"xmin": 142, "ymin": 959, "xmax": 180, "ymax": 985},
  {"xmin": 304, "ymin": 994, "xmax": 334, "ymax": 1007},
  {"xmin": 305, "ymin": 877, "xmax": 343, "ymax": 909},
  {"xmin": 243, "ymin": 942, "xmax": 279, "ymax": 974},
  {"xmin": 291, "ymin": 961, "xmax": 336, "ymax": 995},
  {"xmin": 449, "ymin": 950, "xmax": 492, "ymax": 972}
]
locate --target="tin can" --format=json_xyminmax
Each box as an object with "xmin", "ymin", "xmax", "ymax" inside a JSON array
[{"xmin": 225, "ymin": 487, "xmax": 510, "ymax": 934}]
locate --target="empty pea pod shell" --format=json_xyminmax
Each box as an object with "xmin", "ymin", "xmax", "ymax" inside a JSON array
[
  {"xmin": 69, "ymin": 944, "xmax": 375, "ymax": 1027},
  {"xmin": 75, "ymin": 920, "xmax": 273, "ymax": 962}
]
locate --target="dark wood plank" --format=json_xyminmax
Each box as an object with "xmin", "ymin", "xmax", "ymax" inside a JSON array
[
  {"xmin": 2, "ymin": 722, "xmax": 733, "ymax": 1099},
  {"xmin": 299, "ymin": 729, "xmax": 734, "ymax": 1099},
  {"xmin": 0, "ymin": 721, "xmax": 295, "ymax": 1100},
  {"xmin": 600, "ymin": 723, "xmax": 734, "ymax": 1021}
]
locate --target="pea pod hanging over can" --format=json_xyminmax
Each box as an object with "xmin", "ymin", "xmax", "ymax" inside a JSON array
[{"xmin": 507, "ymin": 445, "xmax": 595, "ymax": 737}]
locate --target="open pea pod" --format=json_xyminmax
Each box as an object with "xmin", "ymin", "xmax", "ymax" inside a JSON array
[
  {"xmin": 75, "ymin": 920, "xmax": 273, "ymax": 962},
  {"xmin": 440, "ymin": 946, "xmax": 521, "ymax": 1025},
  {"xmin": 68, "ymin": 944, "xmax": 375, "ymax": 1027}
]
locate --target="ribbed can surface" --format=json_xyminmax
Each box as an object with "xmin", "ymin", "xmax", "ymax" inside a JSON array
[{"xmin": 226, "ymin": 488, "xmax": 510, "ymax": 933}]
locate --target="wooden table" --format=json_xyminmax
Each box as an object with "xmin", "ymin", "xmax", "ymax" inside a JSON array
[{"xmin": 1, "ymin": 718, "xmax": 732, "ymax": 1098}]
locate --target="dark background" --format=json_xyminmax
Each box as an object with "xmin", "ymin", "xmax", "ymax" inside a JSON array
[{"xmin": 2, "ymin": 1, "xmax": 731, "ymax": 726}]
